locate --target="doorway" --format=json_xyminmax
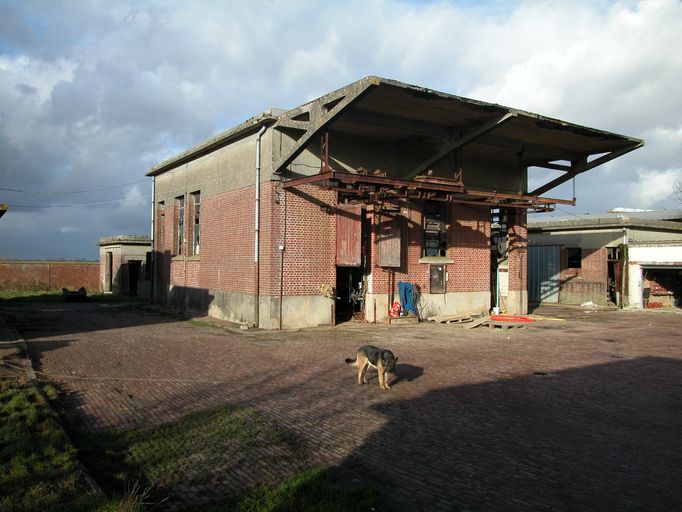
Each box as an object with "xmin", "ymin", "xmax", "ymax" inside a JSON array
[
  {"xmin": 335, "ymin": 202, "xmax": 369, "ymax": 323},
  {"xmin": 128, "ymin": 260, "xmax": 141, "ymax": 295},
  {"xmin": 336, "ymin": 266, "xmax": 366, "ymax": 322}
]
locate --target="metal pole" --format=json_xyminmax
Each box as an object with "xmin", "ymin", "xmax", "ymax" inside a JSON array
[{"xmin": 254, "ymin": 125, "xmax": 267, "ymax": 327}]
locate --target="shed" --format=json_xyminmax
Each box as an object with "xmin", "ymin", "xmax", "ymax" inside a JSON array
[
  {"xmin": 98, "ymin": 235, "xmax": 152, "ymax": 296},
  {"xmin": 528, "ymin": 210, "xmax": 682, "ymax": 308}
]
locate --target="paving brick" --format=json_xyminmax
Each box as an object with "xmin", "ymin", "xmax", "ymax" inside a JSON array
[{"xmin": 2, "ymin": 302, "xmax": 682, "ymax": 511}]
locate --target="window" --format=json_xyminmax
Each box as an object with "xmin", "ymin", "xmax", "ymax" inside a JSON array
[
  {"xmin": 191, "ymin": 191, "xmax": 201, "ymax": 256},
  {"xmin": 176, "ymin": 195, "xmax": 185, "ymax": 255},
  {"xmin": 157, "ymin": 201, "xmax": 165, "ymax": 247},
  {"xmin": 423, "ymin": 201, "xmax": 447, "ymax": 257},
  {"xmin": 567, "ymin": 247, "xmax": 582, "ymax": 269}
]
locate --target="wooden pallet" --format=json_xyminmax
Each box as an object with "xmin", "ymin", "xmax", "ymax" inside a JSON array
[
  {"xmin": 427, "ymin": 314, "xmax": 473, "ymax": 324},
  {"xmin": 463, "ymin": 316, "xmax": 491, "ymax": 329},
  {"xmin": 486, "ymin": 320, "xmax": 527, "ymax": 330}
]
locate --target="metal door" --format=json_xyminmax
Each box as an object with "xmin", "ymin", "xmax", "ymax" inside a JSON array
[{"xmin": 528, "ymin": 245, "xmax": 560, "ymax": 303}]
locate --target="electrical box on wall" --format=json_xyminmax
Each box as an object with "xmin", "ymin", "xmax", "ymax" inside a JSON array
[{"xmin": 430, "ymin": 264, "xmax": 446, "ymax": 294}]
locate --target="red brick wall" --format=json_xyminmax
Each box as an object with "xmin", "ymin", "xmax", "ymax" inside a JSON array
[
  {"xmin": 560, "ymin": 247, "xmax": 608, "ymax": 284},
  {"xmin": 559, "ymin": 247, "xmax": 608, "ymax": 305},
  {"xmin": 367, "ymin": 201, "xmax": 490, "ymax": 295},
  {"xmin": 276, "ymin": 184, "xmax": 337, "ymax": 296},
  {"xmin": 0, "ymin": 261, "xmax": 99, "ymax": 292},
  {"xmin": 153, "ymin": 181, "xmax": 511, "ymax": 308},
  {"xmin": 449, "ymin": 204, "xmax": 491, "ymax": 292},
  {"xmin": 154, "ymin": 182, "xmax": 338, "ymax": 298}
]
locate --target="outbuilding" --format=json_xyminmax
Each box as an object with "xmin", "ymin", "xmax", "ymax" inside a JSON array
[
  {"xmin": 528, "ymin": 210, "xmax": 682, "ymax": 308},
  {"xmin": 98, "ymin": 235, "xmax": 152, "ymax": 296},
  {"xmin": 147, "ymin": 77, "xmax": 642, "ymax": 328}
]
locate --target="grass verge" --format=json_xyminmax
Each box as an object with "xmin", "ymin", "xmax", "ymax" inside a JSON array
[
  {"xmin": 66, "ymin": 405, "xmax": 378, "ymax": 511},
  {"xmin": 235, "ymin": 467, "xmax": 378, "ymax": 512},
  {"xmin": 0, "ymin": 378, "xmax": 144, "ymax": 512}
]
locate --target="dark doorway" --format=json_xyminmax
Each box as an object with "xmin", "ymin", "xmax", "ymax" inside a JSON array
[
  {"xmin": 336, "ymin": 266, "xmax": 366, "ymax": 323},
  {"xmin": 128, "ymin": 260, "xmax": 141, "ymax": 296},
  {"xmin": 490, "ymin": 208, "xmax": 509, "ymax": 312}
]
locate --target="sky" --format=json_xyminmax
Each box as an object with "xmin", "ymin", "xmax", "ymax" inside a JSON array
[{"xmin": 1, "ymin": 0, "xmax": 681, "ymax": 260}]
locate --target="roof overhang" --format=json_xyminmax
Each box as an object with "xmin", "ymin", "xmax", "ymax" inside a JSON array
[
  {"xmin": 528, "ymin": 218, "xmax": 682, "ymax": 233},
  {"xmin": 274, "ymin": 76, "xmax": 643, "ymax": 211}
]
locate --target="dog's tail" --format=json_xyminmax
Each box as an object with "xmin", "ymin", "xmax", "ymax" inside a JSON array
[{"xmin": 345, "ymin": 356, "xmax": 357, "ymax": 367}]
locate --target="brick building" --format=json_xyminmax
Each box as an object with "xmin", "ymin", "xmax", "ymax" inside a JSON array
[
  {"xmin": 147, "ymin": 77, "xmax": 641, "ymax": 328},
  {"xmin": 528, "ymin": 210, "xmax": 682, "ymax": 308}
]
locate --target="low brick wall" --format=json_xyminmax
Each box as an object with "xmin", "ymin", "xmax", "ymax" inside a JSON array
[{"xmin": 0, "ymin": 260, "xmax": 100, "ymax": 292}]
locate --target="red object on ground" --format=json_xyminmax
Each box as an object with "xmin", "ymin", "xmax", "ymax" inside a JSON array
[
  {"xmin": 389, "ymin": 301, "xmax": 402, "ymax": 318},
  {"xmin": 489, "ymin": 314, "xmax": 536, "ymax": 323}
]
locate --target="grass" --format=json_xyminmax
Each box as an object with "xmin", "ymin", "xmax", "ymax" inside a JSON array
[
  {"xmin": 0, "ymin": 378, "xmax": 144, "ymax": 512},
  {"xmin": 236, "ymin": 468, "xmax": 378, "ymax": 512},
  {"xmin": 70, "ymin": 406, "xmax": 296, "ymax": 495},
  {"xmin": 66, "ymin": 405, "xmax": 378, "ymax": 511}
]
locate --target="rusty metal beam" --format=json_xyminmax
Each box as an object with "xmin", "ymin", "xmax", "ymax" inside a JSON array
[
  {"xmin": 282, "ymin": 170, "xmax": 574, "ymax": 209},
  {"xmin": 328, "ymin": 186, "xmax": 564, "ymax": 210},
  {"xmin": 283, "ymin": 170, "xmax": 464, "ymax": 193}
]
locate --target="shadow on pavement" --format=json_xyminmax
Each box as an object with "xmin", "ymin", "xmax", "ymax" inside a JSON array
[{"xmin": 336, "ymin": 356, "xmax": 682, "ymax": 511}]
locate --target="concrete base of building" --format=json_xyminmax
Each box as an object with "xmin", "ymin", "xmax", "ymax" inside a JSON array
[
  {"xmin": 166, "ymin": 286, "xmax": 334, "ymax": 329},
  {"xmin": 365, "ymin": 291, "xmax": 490, "ymax": 322},
  {"xmin": 259, "ymin": 295, "xmax": 334, "ymax": 329},
  {"xmin": 505, "ymin": 290, "xmax": 529, "ymax": 314}
]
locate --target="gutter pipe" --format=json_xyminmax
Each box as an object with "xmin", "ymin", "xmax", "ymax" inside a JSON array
[
  {"xmin": 150, "ymin": 176, "xmax": 155, "ymax": 303},
  {"xmin": 254, "ymin": 125, "xmax": 267, "ymax": 327}
]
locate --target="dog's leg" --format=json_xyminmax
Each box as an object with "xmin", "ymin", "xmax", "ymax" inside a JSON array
[
  {"xmin": 357, "ymin": 354, "xmax": 368, "ymax": 385},
  {"xmin": 383, "ymin": 370, "xmax": 391, "ymax": 389},
  {"xmin": 377, "ymin": 360, "xmax": 386, "ymax": 389}
]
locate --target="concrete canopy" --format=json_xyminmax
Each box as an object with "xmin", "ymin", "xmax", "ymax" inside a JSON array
[{"xmin": 274, "ymin": 76, "xmax": 643, "ymax": 210}]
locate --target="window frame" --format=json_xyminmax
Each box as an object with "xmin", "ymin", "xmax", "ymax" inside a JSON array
[
  {"xmin": 567, "ymin": 247, "xmax": 582, "ymax": 269},
  {"xmin": 175, "ymin": 195, "xmax": 185, "ymax": 256},
  {"xmin": 423, "ymin": 200, "xmax": 447, "ymax": 257},
  {"xmin": 191, "ymin": 191, "xmax": 201, "ymax": 256}
]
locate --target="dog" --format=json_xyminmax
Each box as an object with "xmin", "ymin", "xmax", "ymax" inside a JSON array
[{"xmin": 345, "ymin": 345, "xmax": 397, "ymax": 390}]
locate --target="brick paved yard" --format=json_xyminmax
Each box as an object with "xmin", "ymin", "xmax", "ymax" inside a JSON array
[{"xmin": 3, "ymin": 302, "xmax": 682, "ymax": 511}]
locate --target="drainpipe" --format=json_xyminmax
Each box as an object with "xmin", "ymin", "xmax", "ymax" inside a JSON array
[
  {"xmin": 254, "ymin": 125, "xmax": 267, "ymax": 327},
  {"xmin": 150, "ymin": 176, "xmax": 155, "ymax": 303},
  {"xmin": 621, "ymin": 227, "xmax": 628, "ymax": 308}
]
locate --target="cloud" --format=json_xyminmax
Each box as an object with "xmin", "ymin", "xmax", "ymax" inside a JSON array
[{"xmin": 1, "ymin": 0, "xmax": 681, "ymax": 259}]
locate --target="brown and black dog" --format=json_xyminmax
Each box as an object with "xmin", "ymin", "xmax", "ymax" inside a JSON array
[{"xmin": 345, "ymin": 345, "xmax": 397, "ymax": 390}]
